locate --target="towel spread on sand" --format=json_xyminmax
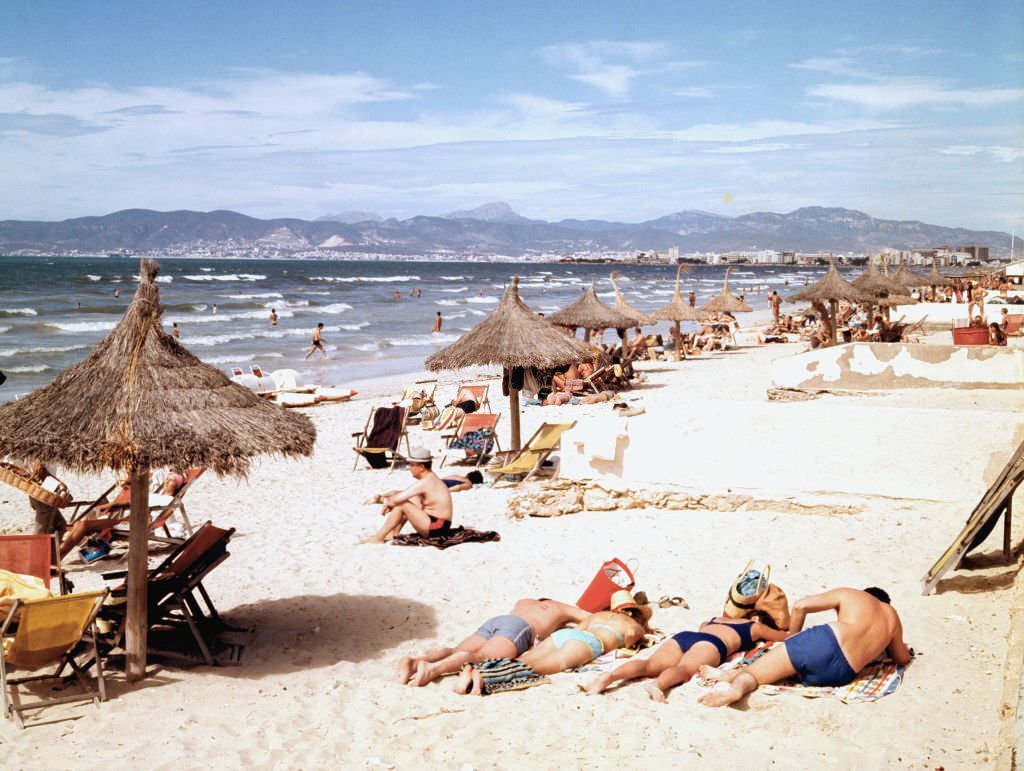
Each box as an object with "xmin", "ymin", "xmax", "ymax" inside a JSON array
[
  {"xmin": 389, "ymin": 526, "xmax": 501, "ymax": 550},
  {"xmin": 686, "ymin": 643, "xmax": 905, "ymax": 703},
  {"xmin": 475, "ymin": 657, "xmax": 549, "ymax": 695}
]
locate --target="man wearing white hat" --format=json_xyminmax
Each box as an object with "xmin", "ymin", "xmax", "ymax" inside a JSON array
[{"xmin": 359, "ymin": 447, "xmax": 453, "ymax": 544}]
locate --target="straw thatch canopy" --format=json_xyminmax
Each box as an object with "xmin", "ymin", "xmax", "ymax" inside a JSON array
[
  {"xmin": 891, "ymin": 264, "xmax": 926, "ymax": 288},
  {"xmin": 852, "ymin": 261, "xmax": 909, "ymax": 298},
  {"xmin": 425, "ymin": 276, "xmax": 592, "ymax": 372},
  {"xmin": 788, "ymin": 261, "xmax": 871, "ymax": 304},
  {"xmin": 609, "ymin": 272, "xmax": 652, "ymax": 326},
  {"xmin": 873, "ymin": 293, "xmax": 916, "ymax": 307},
  {"xmin": 0, "ymin": 260, "xmax": 315, "ymax": 477},
  {"xmin": 701, "ymin": 268, "xmax": 752, "ymax": 313},
  {"xmin": 649, "ymin": 264, "xmax": 706, "ymax": 323},
  {"xmin": 923, "ymin": 261, "xmax": 957, "ymax": 286},
  {"xmin": 548, "ymin": 284, "xmax": 636, "ymax": 330}
]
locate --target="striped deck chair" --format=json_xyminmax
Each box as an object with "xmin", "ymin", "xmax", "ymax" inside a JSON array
[
  {"xmin": 486, "ymin": 421, "xmax": 576, "ymax": 486},
  {"xmin": 0, "ymin": 534, "xmax": 65, "ymax": 594},
  {"xmin": 455, "ymin": 382, "xmax": 493, "ymax": 413},
  {"xmin": 1, "ymin": 589, "xmax": 108, "ymax": 728},
  {"xmin": 440, "ymin": 412, "xmax": 502, "ymax": 468}
]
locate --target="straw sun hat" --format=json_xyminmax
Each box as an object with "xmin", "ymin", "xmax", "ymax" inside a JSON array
[{"xmin": 610, "ymin": 590, "xmax": 653, "ymax": 625}]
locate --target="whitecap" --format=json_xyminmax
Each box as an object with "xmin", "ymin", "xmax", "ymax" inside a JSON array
[
  {"xmin": 317, "ymin": 303, "xmax": 353, "ymax": 314},
  {"xmin": 466, "ymin": 296, "xmax": 498, "ymax": 304},
  {"xmin": 387, "ymin": 333, "xmax": 461, "ymax": 347},
  {"xmin": 45, "ymin": 320, "xmax": 118, "ymax": 333},
  {"xmin": 0, "ymin": 308, "xmax": 38, "ymax": 317},
  {"xmin": 186, "ymin": 333, "xmax": 257, "ymax": 347},
  {"xmin": 434, "ymin": 299, "xmax": 460, "ymax": 306},
  {"xmin": 0, "ymin": 325, "xmax": 9, "ymax": 334},
  {"xmin": 86, "ymin": 274, "xmax": 102, "ymax": 281},
  {"xmin": 6, "ymin": 365, "xmax": 50, "ymax": 373},
  {"xmin": 438, "ymin": 288, "xmax": 467, "ymax": 293},
  {"xmin": 467, "ymin": 309, "xmax": 486, "ymax": 316},
  {"xmin": 0, "ymin": 344, "xmax": 89, "ymax": 357},
  {"xmin": 200, "ymin": 267, "xmax": 214, "ymax": 272},
  {"xmin": 441, "ymin": 276, "xmax": 466, "ymax": 281},
  {"xmin": 353, "ymin": 343, "xmax": 379, "ymax": 352},
  {"xmin": 183, "ymin": 273, "xmax": 266, "ymax": 282},
  {"xmin": 221, "ymin": 292, "xmax": 284, "ymax": 300},
  {"xmin": 310, "ymin": 275, "xmax": 419, "ymax": 283},
  {"xmin": 340, "ymin": 322, "xmax": 371, "ymax": 331}
]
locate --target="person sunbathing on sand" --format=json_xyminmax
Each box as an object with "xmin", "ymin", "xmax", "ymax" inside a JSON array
[
  {"xmin": 358, "ymin": 447, "xmax": 453, "ymax": 544},
  {"xmin": 698, "ymin": 587, "xmax": 911, "ymax": 707},
  {"xmin": 397, "ymin": 598, "xmax": 589, "ymax": 687},
  {"xmin": 453, "ymin": 591, "xmax": 652, "ymax": 696},
  {"xmin": 583, "ymin": 612, "xmax": 787, "ymax": 701}
]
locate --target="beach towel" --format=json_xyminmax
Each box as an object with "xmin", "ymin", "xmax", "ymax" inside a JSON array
[
  {"xmin": 688, "ymin": 643, "xmax": 905, "ymax": 703},
  {"xmin": 449, "ymin": 427, "xmax": 495, "ymax": 455},
  {"xmin": 389, "ymin": 526, "xmax": 501, "ymax": 550},
  {"xmin": 366, "ymin": 406, "xmax": 404, "ymax": 450},
  {"xmin": 0, "ymin": 568, "xmax": 51, "ymax": 616},
  {"xmin": 475, "ymin": 657, "xmax": 549, "ymax": 695}
]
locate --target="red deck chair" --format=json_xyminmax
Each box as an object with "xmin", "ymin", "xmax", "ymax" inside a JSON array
[
  {"xmin": 0, "ymin": 534, "xmax": 65, "ymax": 594},
  {"xmin": 440, "ymin": 412, "xmax": 502, "ymax": 467}
]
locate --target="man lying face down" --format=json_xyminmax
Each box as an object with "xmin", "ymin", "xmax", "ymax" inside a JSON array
[
  {"xmin": 396, "ymin": 598, "xmax": 591, "ymax": 687},
  {"xmin": 699, "ymin": 587, "xmax": 911, "ymax": 707}
]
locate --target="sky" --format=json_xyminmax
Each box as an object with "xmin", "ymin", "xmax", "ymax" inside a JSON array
[{"xmin": 1, "ymin": 1, "xmax": 1022, "ymax": 232}]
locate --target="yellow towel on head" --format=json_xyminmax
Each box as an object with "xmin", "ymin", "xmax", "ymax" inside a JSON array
[{"xmin": 0, "ymin": 568, "xmax": 51, "ymax": 618}]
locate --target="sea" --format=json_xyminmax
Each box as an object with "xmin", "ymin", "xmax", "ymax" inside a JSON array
[{"xmin": 0, "ymin": 255, "xmax": 834, "ymax": 397}]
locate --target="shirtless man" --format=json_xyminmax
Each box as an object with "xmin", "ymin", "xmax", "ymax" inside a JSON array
[
  {"xmin": 699, "ymin": 587, "xmax": 911, "ymax": 707},
  {"xmin": 398, "ymin": 598, "xmax": 589, "ymax": 686},
  {"xmin": 304, "ymin": 322, "xmax": 327, "ymax": 359},
  {"xmin": 358, "ymin": 447, "xmax": 452, "ymax": 544}
]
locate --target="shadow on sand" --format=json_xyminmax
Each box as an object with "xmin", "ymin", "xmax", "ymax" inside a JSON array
[{"xmin": 214, "ymin": 592, "xmax": 437, "ymax": 677}]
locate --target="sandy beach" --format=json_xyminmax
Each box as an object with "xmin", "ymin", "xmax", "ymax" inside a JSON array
[{"xmin": 1, "ymin": 320, "xmax": 1022, "ymax": 769}]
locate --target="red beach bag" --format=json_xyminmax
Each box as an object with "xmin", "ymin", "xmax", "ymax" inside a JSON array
[{"xmin": 577, "ymin": 558, "xmax": 637, "ymax": 612}]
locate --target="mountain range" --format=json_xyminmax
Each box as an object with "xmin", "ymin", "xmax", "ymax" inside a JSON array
[{"xmin": 0, "ymin": 204, "xmax": 1012, "ymax": 257}]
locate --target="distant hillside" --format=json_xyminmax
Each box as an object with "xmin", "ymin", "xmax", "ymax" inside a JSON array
[{"xmin": 0, "ymin": 205, "xmax": 1011, "ymax": 257}]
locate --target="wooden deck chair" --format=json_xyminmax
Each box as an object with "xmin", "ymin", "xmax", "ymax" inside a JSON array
[
  {"xmin": 352, "ymin": 405, "xmax": 410, "ymax": 470},
  {"xmin": 0, "ymin": 589, "xmax": 108, "ymax": 728},
  {"xmin": 0, "ymin": 534, "xmax": 65, "ymax": 594},
  {"xmin": 401, "ymin": 379, "xmax": 438, "ymax": 403},
  {"xmin": 486, "ymin": 421, "xmax": 577, "ymax": 486},
  {"xmin": 110, "ymin": 467, "xmax": 204, "ymax": 543},
  {"xmin": 455, "ymin": 382, "xmax": 493, "ymax": 412},
  {"xmin": 101, "ymin": 522, "xmax": 239, "ymax": 667},
  {"xmin": 582, "ymin": 366, "xmax": 611, "ymax": 393},
  {"xmin": 440, "ymin": 412, "xmax": 502, "ymax": 468}
]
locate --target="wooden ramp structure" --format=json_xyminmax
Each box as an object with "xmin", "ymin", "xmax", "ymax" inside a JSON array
[{"xmin": 922, "ymin": 440, "xmax": 1024, "ymax": 594}]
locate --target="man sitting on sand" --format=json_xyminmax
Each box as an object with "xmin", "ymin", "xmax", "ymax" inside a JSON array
[
  {"xmin": 359, "ymin": 447, "xmax": 453, "ymax": 544},
  {"xmin": 398, "ymin": 598, "xmax": 590, "ymax": 687},
  {"xmin": 698, "ymin": 587, "xmax": 911, "ymax": 707}
]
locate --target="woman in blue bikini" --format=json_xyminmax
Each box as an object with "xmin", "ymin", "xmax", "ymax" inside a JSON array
[{"xmin": 583, "ymin": 611, "xmax": 789, "ymax": 701}]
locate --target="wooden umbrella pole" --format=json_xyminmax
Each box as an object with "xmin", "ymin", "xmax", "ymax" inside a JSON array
[
  {"xmin": 509, "ymin": 388, "xmax": 522, "ymax": 452},
  {"xmin": 674, "ymin": 321, "xmax": 682, "ymax": 361},
  {"xmin": 126, "ymin": 465, "xmax": 150, "ymax": 682}
]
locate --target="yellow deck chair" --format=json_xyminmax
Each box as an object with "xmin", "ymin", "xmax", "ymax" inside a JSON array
[
  {"xmin": 486, "ymin": 421, "xmax": 576, "ymax": 486},
  {"xmin": 1, "ymin": 589, "xmax": 108, "ymax": 728}
]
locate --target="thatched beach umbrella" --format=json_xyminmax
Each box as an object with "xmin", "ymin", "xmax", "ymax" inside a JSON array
[
  {"xmin": 425, "ymin": 276, "xmax": 592, "ymax": 450},
  {"xmin": 548, "ymin": 283, "xmax": 636, "ymax": 335},
  {"xmin": 852, "ymin": 261, "xmax": 908, "ymax": 298},
  {"xmin": 789, "ymin": 261, "xmax": 872, "ymax": 343},
  {"xmin": 892, "ymin": 264, "xmax": 926, "ymax": 289},
  {"xmin": 0, "ymin": 260, "xmax": 315, "ymax": 681},
  {"xmin": 649, "ymin": 264, "xmax": 706, "ymax": 361},
  {"xmin": 923, "ymin": 260, "xmax": 956, "ymax": 287},
  {"xmin": 701, "ymin": 267, "xmax": 753, "ymax": 314},
  {"xmin": 609, "ymin": 272, "xmax": 651, "ymax": 326}
]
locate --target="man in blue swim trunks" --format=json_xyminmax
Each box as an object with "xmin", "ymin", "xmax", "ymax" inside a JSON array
[
  {"xmin": 699, "ymin": 587, "xmax": 911, "ymax": 707},
  {"xmin": 398, "ymin": 598, "xmax": 589, "ymax": 687}
]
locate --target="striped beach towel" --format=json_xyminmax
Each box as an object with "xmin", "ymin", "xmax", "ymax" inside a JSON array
[
  {"xmin": 734, "ymin": 643, "xmax": 905, "ymax": 703},
  {"xmin": 475, "ymin": 657, "xmax": 550, "ymax": 695}
]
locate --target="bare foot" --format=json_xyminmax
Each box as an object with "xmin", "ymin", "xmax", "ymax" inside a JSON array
[
  {"xmin": 469, "ymin": 668, "xmax": 483, "ymax": 696},
  {"xmin": 396, "ymin": 656, "xmax": 416, "ymax": 685},
  {"xmin": 581, "ymin": 673, "xmax": 613, "ymax": 695},
  {"xmin": 357, "ymin": 534, "xmax": 386, "ymax": 545},
  {"xmin": 411, "ymin": 660, "xmax": 435, "ymax": 687},
  {"xmin": 642, "ymin": 681, "xmax": 667, "ymax": 703},
  {"xmin": 698, "ymin": 681, "xmax": 738, "ymax": 708},
  {"xmin": 698, "ymin": 664, "xmax": 727, "ymax": 683},
  {"xmin": 453, "ymin": 665, "xmax": 473, "ymax": 695}
]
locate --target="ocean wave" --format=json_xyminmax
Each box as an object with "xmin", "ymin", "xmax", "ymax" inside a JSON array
[
  {"xmin": 340, "ymin": 322, "xmax": 371, "ymax": 331},
  {"xmin": 467, "ymin": 309, "xmax": 486, "ymax": 316},
  {"xmin": 6, "ymin": 364, "xmax": 50, "ymax": 373},
  {"xmin": 200, "ymin": 355, "xmax": 250, "ymax": 365},
  {"xmin": 315, "ymin": 303, "xmax": 353, "ymax": 314},
  {"xmin": 438, "ymin": 288, "xmax": 467, "ymax": 293},
  {"xmin": 45, "ymin": 320, "xmax": 118, "ymax": 332},
  {"xmin": 386, "ymin": 332, "xmax": 461, "ymax": 347},
  {"xmin": 0, "ymin": 325, "xmax": 9, "ymax": 334},
  {"xmin": 0, "ymin": 308, "xmax": 38, "ymax": 317},
  {"xmin": 305, "ymin": 291, "xmax": 332, "ymax": 296},
  {"xmin": 183, "ymin": 273, "xmax": 266, "ymax": 282},
  {"xmin": 352, "ymin": 343, "xmax": 378, "ymax": 352},
  {"xmin": 86, "ymin": 274, "xmax": 102, "ymax": 281},
  {"xmin": 309, "ymin": 275, "xmax": 419, "ymax": 283},
  {"xmin": 166, "ymin": 308, "xmax": 295, "ymax": 325},
  {"xmin": 466, "ymin": 296, "xmax": 498, "ymax": 304},
  {"xmin": 221, "ymin": 292, "xmax": 284, "ymax": 300},
  {"xmin": 265, "ymin": 299, "xmax": 308, "ymax": 308},
  {"xmin": 200, "ymin": 266, "xmax": 214, "ymax": 272},
  {"xmin": 434, "ymin": 299, "xmax": 460, "ymax": 306},
  {"xmin": 185, "ymin": 333, "xmax": 257, "ymax": 347},
  {"xmin": 441, "ymin": 276, "xmax": 466, "ymax": 281},
  {"xmin": 0, "ymin": 344, "xmax": 90, "ymax": 358}
]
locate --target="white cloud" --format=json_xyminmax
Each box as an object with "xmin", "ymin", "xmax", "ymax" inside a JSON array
[
  {"xmin": 808, "ymin": 77, "xmax": 1024, "ymax": 110},
  {"xmin": 672, "ymin": 87, "xmax": 714, "ymax": 98},
  {"xmin": 704, "ymin": 143, "xmax": 808, "ymax": 154},
  {"xmin": 667, "ymin": 119, "xmax": 891, "ymax": 142},
  {"xmin": 540, "ymin": 40, "xmax": 696, "ymax": 98},
  {"xmin": 790, "ymin": 57, "xmax": 870, "ymax": 78},
  {"xmin": 940, "ymin": 145, "xmax": 1024, "ymax": 163}
]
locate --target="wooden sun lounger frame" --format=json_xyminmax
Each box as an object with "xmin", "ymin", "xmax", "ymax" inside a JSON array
[
  {"xmin": 439, "ymin": 412, "xmax": 502, "ymax": 468},
  {"xmin": 455, "ymin": 382, "xmax": 493, "ymax": 413},
  {"xmin": 486, "ymin": 421, "xmax": 577, "ymax": 486},
  {"xmin": 352, "ymin": 405, "xmax": 411, "ymax": 471}
]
